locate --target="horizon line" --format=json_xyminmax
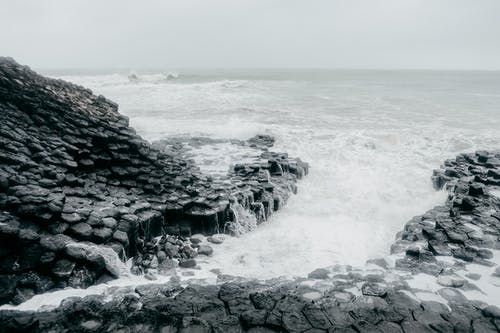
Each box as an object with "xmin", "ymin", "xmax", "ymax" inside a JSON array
[{"xmin": 38, "ymin": 66, "xmax": 500, "ymax": 72}]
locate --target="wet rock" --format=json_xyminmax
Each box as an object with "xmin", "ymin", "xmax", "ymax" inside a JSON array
[
  {"xmin": 40, "ymin": 251, "xmax": 56, "ymax": 264},
  {"xmin": 190, "ymin": 234, "xmax": 204, "ymax": 244},
  {"xmin": 11, "ymin": 287, "xmax": 35, "ymax": 305},
  {"xmin": 144, "ymin": 273, "xmax": 157, "ymax": 281},
  {"xmin": 18, "ymin": 228, "xmax": 40, "ymax": 242},
  {"xmin": 61, "ymin": 212, "xmax": 84, "ymax": 224},
  {"xmin": 469, "ymin": 183, "xmax": 484, "ymax": 196},
  {"xmin": 308, "ymin": 268, "xmax": 329, "ymax": 279},
  {"xmin": 0, "ymin": 175, "xmax": 9, "ymax": 192},
  {"xmin": 179, "ymin": 316, "xmax": 210, "ymax": 333},
  {"xmin": 40, "ymin": 234, "xmax": 72, "ymax": 252},
  {"xmin": 102, "ymin": 217, "xmax": 118, "ymax": 229},
  {"xmin": 197, "ymin": 245, "xmax": 213, "ymax": 256},
  {"xmin": 179, "ymin": 259, "xmax": 197, "ymax": 268},
  {"xmin": 68, "ymin": 266, "xmax": 96, "ymax": 288},
  {"xmin": 113, "ymin": 230, "xmax": 129, "ymax": 246},
  {"xmin": 482, "ymin": 305, "xmax": 500, "ymax": 319},
  {"xmin": 465, "ymin": 273, "xmax": 481, "ymax": 280},
  {"xmin": 69, "ymin": 222, "xmax": 93, "ymax": 239},
  {"xmin": 80, "ymin": 319, "xmax": 102, "ymax": 332},
  {"xmin": 51, "ymin": 259, "xmax": 76, "ymax": 278},
  {"xmin": 207, "ymin": 235, "xmax": 224, "ymax": 244},
  {"xmin": 361, "ymin": 282, "xmax": 388, "ymax": 297},
  {"xmin": 181, "ymin": 245, "xmax": 197, "ymax": 259},
  {"xmin": 366, "ymin": 258, "xmax": 389, "ymax": 269},
  {"xmin": 164, "ymin": 243, "xmax": 179, "ymax": 258},
  {"xmin": 92, "ymin": 227, "xmax": 113, "ymax": 242}
]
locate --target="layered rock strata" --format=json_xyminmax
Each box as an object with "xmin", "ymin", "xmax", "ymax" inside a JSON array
[{"xmin": 0, "ymin": 58, "xmax": 308, "ymax": 305}]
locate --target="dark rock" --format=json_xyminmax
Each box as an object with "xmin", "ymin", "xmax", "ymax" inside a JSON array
[
  {"xmin": 40, "ymin": 251, "xmax": 56, "ymax": 264},
  {"xmin": 207, "ymin": 235, "xmax": 224, "ymax": 244},
  {"xmin": 197, "ymin": 245, "xmax": 213, "ymax": 256},
  {"xmin": 164, "ymin": 243, "xmax": 179, "ymax": 258},
  {"xmin": 61, "ymin": 211, "xmax": 84, "ymax": 224},
  {"xmin": 92, "ymin": 227, "xmax": 113, "ymax": 242},
  {"xmin": 69, "ymin": 222, "xmax": 93, "ymax": 239},
  {"xmin": 361, "ymin": 282, "xmax": 388, "ymax": 297},
  {"xmin": 11, "ymin": 287, "xmax": 35, "ymax": 305},
  {"xmin": 482, "ymin": 305, "xmax": 500, "ymax": 319},
  {"xmin": 181, "ymin": 245, "xmax": 197, "ymax": 258},
  {"xmin": 68, "ymin": 266, "xmax": 96, "ymax": 288},
  {"xmin": 51, "ymin": 259, "xmax": 76, "ymax": 278},
  {"xmin": 0, "ymin": 176, "xmax": 9, "ymax": 192},
  {"xmin": 102, "ymin": 217, "xmax": 118, "ymax": 229},
  {"xmin": 179, "ymin": 259, "xmax": 197, "ymax": 268},
  {"xmin": 113, "ymin": 230, "xmax": 129, "ymax": 246},
  {"xmin": 0, "ymin": 275, "xmax": 17, "ymax": 304},
  {"xmin": 80, "ymin": 319, "xmax": 102, "ymax": 331},
  {"xmin": 40, "ymin": 234, "xmax": 72, "ymax": 252},
  {"xmin": 469, "ymin": 183, "xmax": 484, "ymax": 196}
]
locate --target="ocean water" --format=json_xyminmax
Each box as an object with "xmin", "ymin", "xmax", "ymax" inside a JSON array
[{"xmin": 51, "ymin": 69, "xmax": 500, "ymax": 278}]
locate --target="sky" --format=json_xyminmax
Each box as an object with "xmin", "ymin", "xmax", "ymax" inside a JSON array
[{"xmin": 1, "ymin": 0, "xmax": 500, "ymax": 70}]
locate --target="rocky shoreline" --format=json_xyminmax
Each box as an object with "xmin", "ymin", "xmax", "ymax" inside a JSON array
[
  {"xmin": 0, "ymin": 58, "xmax": 308, "ymax": 306},
  {"xmin": 0, "ymin": 58, "xmax": 500, "ymax": 332},
  {"xmin": 3, "ymin": 151, "xmax": 500, "ymax": 332}
]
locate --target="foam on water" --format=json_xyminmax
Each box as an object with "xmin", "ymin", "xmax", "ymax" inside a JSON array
[
  {"xmin": 0, "ymin": 273, "xmax": 172, "ymax": 312},
  {"xmin": 407, "ymin": 250, "xmax": 500, "ymax": 308},
  {"xmin": 183, "ymin": 142, "xmax": 261, "ymax": 176},
  {"xmin": 51, "ymin": 69, "xmax": 500, "ymax": 279}
]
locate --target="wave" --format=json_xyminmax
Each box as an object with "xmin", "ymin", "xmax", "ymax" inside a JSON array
[
  {"xmin": 58, "ymin": 72, "xmax": 252, "ymax": 92},
  {"xmin": 128, "ymin": 72, "xmax": 180, "ymax": 83}
]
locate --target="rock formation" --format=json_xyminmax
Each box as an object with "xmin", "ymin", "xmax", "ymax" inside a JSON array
[
  {"xmin": 392, "ymin": 150, "xmax": 500, "ymax": 275},
  {"xmin": 0, "ymin": 58, "xmax": 308, "ymax": 305},
  {"xmin": 2, "ymin": 151, "xmax": 500, "ymax": 332},
  {"xmin": 1, "ymin": 57, "xmax": 500, "ymax": 333}
]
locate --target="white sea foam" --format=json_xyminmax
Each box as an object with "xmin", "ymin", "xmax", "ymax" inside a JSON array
[
  {"xmin": 0, "ymin": 69, "xmax": 494, "ymax": 313},
  {"xmin": 0, "ymin": 266, "xmax": 173, "ymax": 312},
  {"xmin": 48, "ymin": 70, "xmax": 500, "ymax": 279},
  {"xmin": 184, "ymin": 142, "xmax": 261, "ymax": 176}
]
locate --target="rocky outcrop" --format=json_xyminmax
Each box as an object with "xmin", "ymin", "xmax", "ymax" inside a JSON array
[
  {"xmin": 2, "ymin": 56, "xmax": 499, "ymax": 332},
  {"xmin": 0, "ymin": 268, "xmax": 499, "ymax": 333},
  {"xmin": 2, "ymin": 150, "xmax": 500, "ymax": 332},
  {"xmin": 0, "ymin": 58, "xmax": 308, "ymax": 305},
  {"xmin": 391, "ymin": 150, "xmax": 500, "ymax": 276}
]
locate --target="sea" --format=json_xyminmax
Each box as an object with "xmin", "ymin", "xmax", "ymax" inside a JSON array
[
  {"xmin": 46, "ymin": 68, "xmax": 500, "ymax": 278},
  {"xmin": 4, "ymin": 68, "xmax": 498, "ymax": 311}
]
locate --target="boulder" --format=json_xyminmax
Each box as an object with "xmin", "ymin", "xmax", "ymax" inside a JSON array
[
  {"xmin": 197, "ymin": 245, "xmax": 213, "ymax": 256},
  {"xmin": 179, "ymin": 259, "xmax": 197, "ymax": 268},
  {"xmin": 69, "ymin": 223, "xmax": 93, "ymax": 239},
  {"xmin": 52, "ymin": 259, "xmax": 76, "ymax": 278}
]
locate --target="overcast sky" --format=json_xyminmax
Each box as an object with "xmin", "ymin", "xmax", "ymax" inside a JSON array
[{"xmin": 1, "ymin": 0, "xmax": 500, "ymax": 70}]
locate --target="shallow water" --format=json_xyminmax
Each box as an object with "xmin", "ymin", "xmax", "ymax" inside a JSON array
[{"xmin": 51, "ymin": 69, "xmax": 500, "ymax": 278}]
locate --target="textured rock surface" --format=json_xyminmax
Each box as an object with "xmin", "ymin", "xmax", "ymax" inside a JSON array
[
  {"xmin": 391, "ymin": 150, "xmax": 500, "ymax": 276},
  {"xmin": 0, "ymin": 58, "xmax": 308, "ymax": 305},
  {"xmin": 0, "ymin": 273, "xmax": 499, "ymax": 333},
  {"xmin": 2, "ymin": 57, "xmax": 500, "ymax": 332}
]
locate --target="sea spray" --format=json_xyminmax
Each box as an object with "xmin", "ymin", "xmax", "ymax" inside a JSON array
[
  {"xmin": 56, "ymin": 69, "xmax": 500, "ymax": 278},
  {"xmin": 225, "ymin": 202, "xmax": 258, "ymax": 236}
]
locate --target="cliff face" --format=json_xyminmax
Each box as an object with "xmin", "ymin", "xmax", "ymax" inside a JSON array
[{"xmin": 0, "ymin": 58, "xmax": 308, "ymax": 305}]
